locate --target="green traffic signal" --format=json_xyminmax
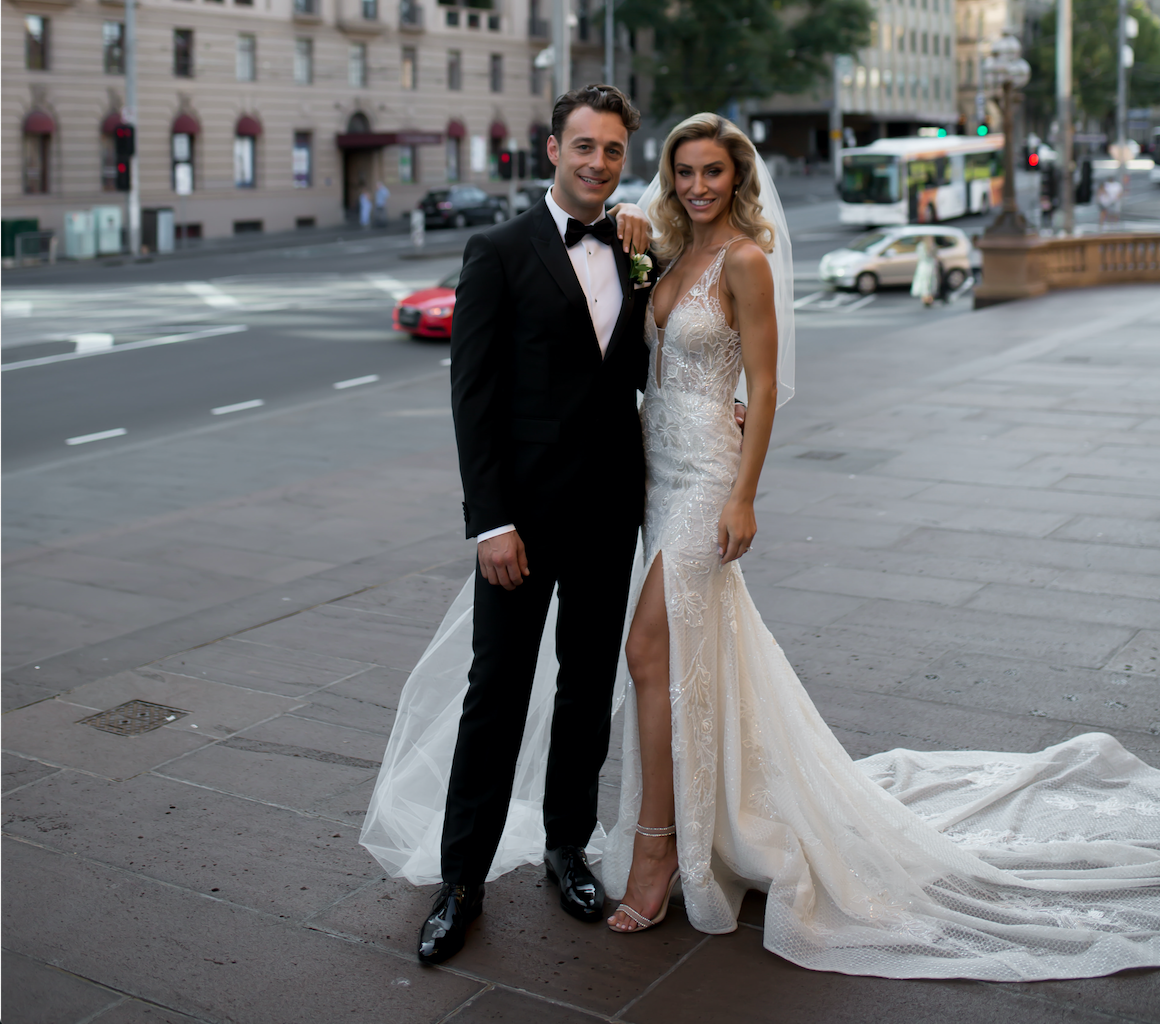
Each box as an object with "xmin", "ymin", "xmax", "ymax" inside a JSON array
[{"xmin": 977, "ymin": 125, "xmax": 989, "ymax": 136}]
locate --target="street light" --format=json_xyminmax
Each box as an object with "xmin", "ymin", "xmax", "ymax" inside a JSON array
[{"xmin": 982, "ymin": 34, "xmax": 1031, "ymax": 236}]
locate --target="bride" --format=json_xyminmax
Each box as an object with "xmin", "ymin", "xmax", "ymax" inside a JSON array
[{"xmin": 363, "ymin": 113, "xmax": 1160, "ymax": 981}]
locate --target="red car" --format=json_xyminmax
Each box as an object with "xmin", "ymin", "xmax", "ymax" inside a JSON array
[{"xmin": 392, "ymin": 269, "xmax": 459, "ymax": 339}]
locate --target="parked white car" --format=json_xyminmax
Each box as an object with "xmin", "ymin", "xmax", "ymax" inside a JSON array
[{"xmin": 819, "ymin": 225, "xmax": 975, "ymax": 294}]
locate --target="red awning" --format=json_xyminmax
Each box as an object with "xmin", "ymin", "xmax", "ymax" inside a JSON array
[
  {"xmin": 236, "ymin": 115, "xmax": 262, "ymax": 137},
  {"xmin": 172, "ymin": 112, "xmax": 201, "ymax": 135},
  {"xmin": 24, "ymin": 110, "xmax": 55, "ymax": 134},
  {"xmin": 447, "ymin": 119, "xmax": 466, "ymax": 139},
  {"xmin": 101, "ymin": 111, "xmax": 125, "ymax": 134},
  {"xmin": 489, "ymin": 120, "xmax": 507, "ymax": 141}
]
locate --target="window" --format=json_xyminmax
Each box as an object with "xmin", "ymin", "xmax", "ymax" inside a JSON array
[
  {"xmin": 293, "ymin": 132, "xmax": 312, "ymax": 187},
  {"xmin": 910, "ymin": 30, "xmax": 916, "ymax": 52},
  {"xmin": 349, "ymin": 43, "xmax": 367, "ymax": 86},
  {"xmin": 399, "ymin": 144, "xmax": 416, "ymax": 183},
  {"xmin": 235, "ymin": 0, "xmax": 254, "ymax": 6},
  {"xmin": 173, "ymin": 132, "xmax": 194, "ymax": 192},
  {"xmin": 25, "ymin": 16, "xmax": 49, "ymax": 70},
  {"xmin": 447, "ymin": 49, "xmax": 462, "ymax": 90},
  {"xmin": 922, "ymin": 32, "xmax": 928, "ymax": 54},
  {"xmin": 103, "ymin": 22, "xmax": 124, "ymax": 74},
  {"xmin": 467, "ymin": 11, "xmax": 480, "ymax": 27},
  {"xmin": 294, "ymin": 38, "xmax": 313, "ymax": 84},
  {"xmin": 487, "ymin": 14, "xmax": 499, "ymax": 29},
  {"xmin": 945, "ymin": 35, "xmax": 952, "ymax": 57},
  {"xmin": 23, "ymin": 133, "xmax": 49, "ymax": 193},
  {"xmin": 363, "ymin": 0, "xmax": 378, "ymax": 17},
  {"xmin": 174, "ymin": 29, "xmax": 193, "ymax": 77},
  {"xmin": 237, "ymin": 34, "xmax": 256, "ymax": 81},
  {"xmin": 234, "ymin": 136, "xmax": 255, "ymax": 187},
  {"xmin": 489, "ymin": 53, "xmax": 502, "ymax": 93},
  {"xmin": 446, "ymin": 137, "xmax": 460, "ymax": 181},
  {"xmin": 294, "ymin": 0, "xmax": 316, "ymax": 13},
  {"xmin": 897, "ymin": 28, "xmax": 904, "ymax": 51},
  {"xmin": 446, "ymin": 8, "xmax": 460, "ymax": 25},
  {"xmin": 401, "ymin": 45, "xmax": 417, "ymax": 89},
  {"xmin": 234, "ymin": 220, "xmax": 263, "ymax": 234}
]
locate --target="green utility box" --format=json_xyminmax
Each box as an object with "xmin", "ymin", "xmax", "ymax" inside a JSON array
[{"xmin": 2, "ymin": 219, "xmax": 39, "ymax": 258}]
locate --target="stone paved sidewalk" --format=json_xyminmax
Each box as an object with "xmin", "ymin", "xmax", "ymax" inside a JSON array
[{"xmin": 4, "ymin": 285, "xmax": 1160, "ymax": 1024}]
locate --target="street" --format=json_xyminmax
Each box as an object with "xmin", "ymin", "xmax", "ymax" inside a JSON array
[{"xmin": 4, "ymin": 181, "xmax": 1160, "ymax": 1024}]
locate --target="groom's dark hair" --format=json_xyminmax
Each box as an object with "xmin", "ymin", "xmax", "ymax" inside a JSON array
[{"xmin": 551, "ymin": 84, "xmax": 640, "ymax": 142}]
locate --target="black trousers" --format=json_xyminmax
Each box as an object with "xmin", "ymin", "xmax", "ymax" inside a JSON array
[{"xmin": 440, "ymin": 516, "xmax": 640, "ymax": 885}]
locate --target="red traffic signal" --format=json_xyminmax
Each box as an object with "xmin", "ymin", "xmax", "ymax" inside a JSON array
[
  {"xmin": 1028, "ymin": 152, "xmax": 1039, "ymax": 168},
  {"xmin": 498, "ymin": 150, "xmax": 513, "ymax": 181}
]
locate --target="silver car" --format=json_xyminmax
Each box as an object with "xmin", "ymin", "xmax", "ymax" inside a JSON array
[{"xmin": 819, "ymin": 225, "xmax": 974, "ymax": 295}]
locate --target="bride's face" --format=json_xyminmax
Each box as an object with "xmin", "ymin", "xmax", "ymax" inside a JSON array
[{"xmin": 672, "ymin": 138, "xmax": 741, "ymax": 228}]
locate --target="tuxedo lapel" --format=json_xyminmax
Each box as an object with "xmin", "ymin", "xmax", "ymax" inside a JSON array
[
  {"xmin": 602, "ymin": 243, "xmax": 636, "ymax": 363},
  {"xmin": 528, "ymin": 202, "xmax": 593, "ymax": 329}
]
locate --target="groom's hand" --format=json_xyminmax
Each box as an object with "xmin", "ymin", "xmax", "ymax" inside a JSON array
[
  {"xmin": 478, "ymin": 532, "xmax": 530, "ymax": 590},
  {"xmin": 734, "ymin": 402, "xmax": 747, "ymax": 433}
]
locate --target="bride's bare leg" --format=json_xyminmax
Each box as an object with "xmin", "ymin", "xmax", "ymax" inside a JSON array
[{"xmin": 610, "ymin": 556, "xmax": 680, "ymax": 931}]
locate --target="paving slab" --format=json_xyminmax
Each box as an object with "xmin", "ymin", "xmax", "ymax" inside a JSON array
[
  {"xmin": 2, "ymin": 949, "xmax": 122, "ymax": 1024},
  {"xmin": 2, "ymin": 839, "xmax": 484, "ymax": 1024},
  {"xmin": 1107, "ymin": 631, "xmax": 1160, "ymax": 677}
]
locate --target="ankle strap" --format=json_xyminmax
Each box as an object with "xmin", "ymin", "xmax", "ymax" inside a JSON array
[{"xmin": 636, "ymin": 823, "xmax": 676, "ymax": 837}]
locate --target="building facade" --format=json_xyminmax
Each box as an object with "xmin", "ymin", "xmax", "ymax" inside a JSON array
[
  {"xmin": 4, "ymin": 0, "xmax": 557, "ymax": 241},
  {"xmin": 750, "ymin": 0, "xmax": 960, "ymax": 163},
  {"xmin": 955, "ymin": 0, "xmax": 1023, "ymax": 132}
]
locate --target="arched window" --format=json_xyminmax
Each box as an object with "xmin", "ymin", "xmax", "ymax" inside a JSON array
[
  {"xmin": 171, "ymin": 112, "xmax": 200, "ymax": 193},
  {"xmin": 235, "ymin": 115, "xmax": 261, "ymax": 188},
  {"xmin": 23, "ymin": 110, "xmax": 54, "ymax": 194},
  {"xmin": 347, "ymin": 111, "xmax": 371, "ymax": 134}
]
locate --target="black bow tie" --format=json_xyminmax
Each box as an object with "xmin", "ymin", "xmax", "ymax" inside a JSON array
[{"xmin": 564, "ymin": 216, "xmax": 616, "ymax": 249}]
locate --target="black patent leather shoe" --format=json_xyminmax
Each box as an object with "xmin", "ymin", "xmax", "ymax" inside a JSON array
[
  {"xmin": 417, "ymin": 882, "xmax": 484, "ymax": 965},
  {"xmin": 544, "ymin": 845, "xmax": 605, "ymax": 923}
]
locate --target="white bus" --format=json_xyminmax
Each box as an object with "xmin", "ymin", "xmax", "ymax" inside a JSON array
[{"xmin": 838, "ymin": 135, "xmax": 1005, "ymax": 226}]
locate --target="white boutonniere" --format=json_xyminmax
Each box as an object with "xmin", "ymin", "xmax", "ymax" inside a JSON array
[{"xmin": 630, "ymin": 251, "xmax": 653, "ymax": 289}]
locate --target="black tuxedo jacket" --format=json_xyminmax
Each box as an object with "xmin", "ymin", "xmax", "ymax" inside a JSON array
[{"xmin": 450, "ymin": 198, "xmax": 650, "ymax": 540}]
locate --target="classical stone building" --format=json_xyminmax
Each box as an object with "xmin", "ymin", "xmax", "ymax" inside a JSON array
[
  {"xmin": 955, "ymin": 0, "xmax": 1023, "ymax": 132},
  {"xmin": 3, "ymin": 0, "xmax": 559, "ymax": 241}
]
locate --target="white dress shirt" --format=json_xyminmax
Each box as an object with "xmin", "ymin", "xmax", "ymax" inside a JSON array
[{"xmin": 476, "ymin": 187, "xmax": 624, "ymax": 544}]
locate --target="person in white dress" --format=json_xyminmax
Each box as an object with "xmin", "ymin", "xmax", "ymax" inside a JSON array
[{"xmin": 363, "ymin": 113, "xmax": 1160, "ymax": 982}]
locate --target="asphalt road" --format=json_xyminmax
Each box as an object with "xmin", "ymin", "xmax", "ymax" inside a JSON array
[{"xmin": 7, "ymin": 164, "xmax": 1144, "ymax": 476}]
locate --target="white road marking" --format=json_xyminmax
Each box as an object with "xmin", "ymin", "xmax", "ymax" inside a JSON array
[
  {"xmin": 2, "ymin": 325, "xmax": 248, "ymax": 371},
  {"xmin": 793, "ymin": 291, "xmax": 825, "ymax": 309},
  {"xmin": 439, "ymin": 358, "xmax": 452, "ymax": 367},
  {"xmin": 66, "ymin": 427, "xmax": 127, "ymax": 446},
  {"xmin": 3, "ymin": 301, "xmax": 32, "ymax": 318},
  {"xmin": 186, "ymin": 282, "xmax": 240, "ymax": 307},
  {"xmin": 211, "ymin": 399, "xmax": 265, "ymax": 416},
  {"xmin": 73, "ymin": 333, "xmax": 115, "ymax": 354},
  {"xmin": 844, "ymin": 294, "xmax": 877, "ymax": 312},
  {"xmin": 333, "ymin": 374, "xmax": 379, "ymax": 389},
  {"xmin": 367, "ymin": 276, "xmax": 419, "ymax": 301}
]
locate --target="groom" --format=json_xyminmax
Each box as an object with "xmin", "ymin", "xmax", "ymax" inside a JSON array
[{"xmin": 418, "ymin": 84, "xmax": 650, "ymax": 965}]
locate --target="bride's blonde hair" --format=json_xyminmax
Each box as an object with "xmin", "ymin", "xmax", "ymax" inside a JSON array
[{"xmin": 649, "ymin": 113, "xmax": 775, "ymax": 261}]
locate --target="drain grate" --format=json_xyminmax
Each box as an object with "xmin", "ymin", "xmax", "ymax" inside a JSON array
[
  {"xmin": 79, "ymin": 699, "xmax": 190, "ymax": 736},
  {"xmin": 796, "ymin": 450, "xmax": 845, "ymax": 461}
]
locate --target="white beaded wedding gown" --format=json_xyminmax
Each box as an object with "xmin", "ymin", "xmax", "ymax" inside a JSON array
[
  {"xmin": 361, "ymin": 238, "xmax": 1160, "ymax": 983},
  {"xmin": 597, "ymin": 237, "xmax": 1160, "ymax": 980}
]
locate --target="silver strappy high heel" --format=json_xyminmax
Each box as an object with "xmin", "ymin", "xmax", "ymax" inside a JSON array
[{"xmin": 609, "ymin": 823, "xmax": 679, "ymax": 933}]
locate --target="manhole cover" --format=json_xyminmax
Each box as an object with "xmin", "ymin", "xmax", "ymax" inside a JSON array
[
  {"xmin": 79, "ymin": 700, "xmax": 190, "ymax": 736},
  {"xmin": 796, "ymin": 450, "xmax": 845, "ymax": 461}
]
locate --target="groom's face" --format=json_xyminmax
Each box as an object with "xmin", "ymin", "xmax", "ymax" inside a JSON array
[{"xmin": 547, "ymin": 107, "xmax": 628, "ymax": 219}]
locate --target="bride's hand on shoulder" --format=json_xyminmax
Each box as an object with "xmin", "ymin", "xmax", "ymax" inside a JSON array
[
  {"xmin": 608, "ymin": 202, "xmax": 651, "ymax": 255},
  {"xmin": 717, "ymin": 498, "xmax": 757, "ymax": 564}
]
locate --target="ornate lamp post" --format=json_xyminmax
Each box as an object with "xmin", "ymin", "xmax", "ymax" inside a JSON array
[{"xmin": 982, "ymin": 35, "xmax": 1032, "ymax": 237}]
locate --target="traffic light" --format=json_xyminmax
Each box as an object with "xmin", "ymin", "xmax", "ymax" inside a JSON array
[
  {"xmin": 516, "ymin": 150, "xmax": 528, "ymax": 179},
  {"xmin": 114, "ymin": 123, "xmax": 135, "ymax": 192},
  {"xmin": 976, "ymin": 125, "xmax": 989, "ymax": 137},
  {"xmin": 1040, "ymin": 163, "xmax": 1059, "ymax": 211},
  {"xmin": 498, "ymin": 150, "xmax": 513, "ymax": 181}
]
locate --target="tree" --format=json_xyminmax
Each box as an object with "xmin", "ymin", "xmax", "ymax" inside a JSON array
[
  {"xmin": 616, "ymin": 0, "xmax": 873, "ymax": 119},
  {"xmin": 1025, "ymin": 0, "xmax": 1160, "ymax": 130}
]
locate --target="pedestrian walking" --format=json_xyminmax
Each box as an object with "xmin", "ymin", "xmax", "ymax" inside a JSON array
[
  {"xmin": 911, "ymin": 234, "xmax": 940, "ymax": 307},
  {"xmin": 358, "ymin": 188, "xmax": 372, "ymax": 229},
  {"xmin": 374, "ymin": 181, "xmax": 390, "ymax": 228},
  {"xmin": 1097, "ymin": 177, "xmax": 1123, "ymax": 230}
]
